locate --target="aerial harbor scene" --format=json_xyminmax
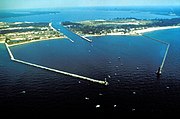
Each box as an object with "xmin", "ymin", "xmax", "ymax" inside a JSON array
[{"xmin": 0, "ymin": 0, "xmax": 180, "ymax": 114}]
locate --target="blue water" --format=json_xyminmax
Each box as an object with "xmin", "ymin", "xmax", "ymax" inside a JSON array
[
  {"xmin": 1, "ymin": 7, "xmax": 180, "ymax": 23},
  {"xmin": 0, "ymin": 7, "xmax": 180, "ymax": 113}
]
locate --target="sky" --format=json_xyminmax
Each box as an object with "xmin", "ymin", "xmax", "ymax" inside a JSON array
[{"xmin": 0, "ymin": 0, "xmax": 180, "ymax": 10}]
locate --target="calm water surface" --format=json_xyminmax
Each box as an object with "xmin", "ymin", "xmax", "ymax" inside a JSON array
[{"xmin": 0, "ymin": 7, "xmax": 180, "ymax": 113}]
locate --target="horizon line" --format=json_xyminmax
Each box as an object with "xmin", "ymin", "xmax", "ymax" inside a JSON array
[{"xmin": 0, "ymin": 5, "xmax": 180, "ymax": 11}]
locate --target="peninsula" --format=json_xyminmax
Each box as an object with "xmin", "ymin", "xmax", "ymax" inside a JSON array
[
  {"xmin": 0, "ymin": 22, "xmax": 65, "ymax": 46},
  {"xmin": 61, "ymin": 18, "xmax": 180, "ymax": 36}
]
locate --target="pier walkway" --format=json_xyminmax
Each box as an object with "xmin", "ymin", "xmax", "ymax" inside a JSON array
[
  {"xmin": 140, "ymin": 34, "xmax": 170, "ymax": 75},
  {"xmin": 141, "ymin": 34, "xmax": 169, "ymax": 45},
  {"xmin": 49, "ymin": 23, "xmax": 58, "ymax": 32},
  {"xmin": 80, "ymin": 35, "xmax": 92, "ymax": 42},
  {"xmin": 5, "ymin": 43, "xmax": 108, "ymax": 85},
  {"xmin": 157, "ymin": 44, "xmax": 170, "ymax": 74}
]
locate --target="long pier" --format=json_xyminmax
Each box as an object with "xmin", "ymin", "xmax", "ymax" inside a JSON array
[
  {"xmin": 80, "ymin": 36, "xmax": 93, "ymax": 42},
  {"xmin": 67, "ymin": 38, "xmax": 75, "ymax": 43},
  {"xmin": 156, "ymin": 44, "xmax": 170, "ymax": 75},
  {"xmin": 49, "ymin": 23, "xmax": 58, "ymax": 32},
  {"xmin": 64, "ymin": 36, "xmax": 74, "ymax": 43},
  {"xmin": 140, "ymin": 34, "xmax": 170, "ymax": 75},
  {"xmin": 5, "ymin": 43, "xmax": 14, "ymax": 60},
  {"xmin": 5, "ymin": 43, "xmax": 108, "ymax": 85},
  {"xmin": 141, "ymin": 34, "xmax": 168, "ymax": 45}
]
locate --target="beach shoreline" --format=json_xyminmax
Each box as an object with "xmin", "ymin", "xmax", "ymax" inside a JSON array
[
  {"xmin": 0, "ymin": 41, "xmax": 5, "ymax": 43},
  {"xmin": 134, "ymin": 25, "xmax": 180, "ymax": 34},
  {"xmin": 6, "ymin": 22, "xmax": 65, "ymax": 47},
  {"xmin": 81, "ymin": 25, "xmax": 180, "ymax": 37},
  {"xmin": 8, "ymin": 36, "xmax": 65, "ymax": 47},
  {"xmin": 6, "ymin": 25, "xmax": 180, "ymax": 47}
]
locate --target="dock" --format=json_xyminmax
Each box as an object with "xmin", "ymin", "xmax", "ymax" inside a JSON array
[{"xmin": 5, "ymin": 43, "xmax": 108, "ymax": 85}]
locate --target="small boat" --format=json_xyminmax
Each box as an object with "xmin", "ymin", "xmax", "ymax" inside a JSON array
[
  {"xmin": 96, "ymin": 105, "xmax": 100, "ymax": 108},
  {"xmin": 85, "ymin": 97, "xmax": 89, "ymax": 100}
]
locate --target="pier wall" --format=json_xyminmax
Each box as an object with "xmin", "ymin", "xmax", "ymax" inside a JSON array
[
  {"xmin": 141, "ymin": 34, "xmax": 170, "ymax": 75},
  {"xmin": 5, "ymin": 43, "xmax": 108, "ymax": 85}
]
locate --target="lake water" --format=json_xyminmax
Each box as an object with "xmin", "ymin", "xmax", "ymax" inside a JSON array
[{"xmin": 0, "ymin": 7, "xmax": 180, "ymax": 113}]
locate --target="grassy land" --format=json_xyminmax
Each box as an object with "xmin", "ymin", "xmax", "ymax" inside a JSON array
[
  {"xmin": 62, "ymin": 18, "xmax": 180, "ymax": 36},
  {"xmin": 0, "ymin": 22, "xmax": 64, "ymax": 45}
]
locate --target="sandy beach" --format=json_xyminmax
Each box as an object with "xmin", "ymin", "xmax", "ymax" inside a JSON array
[
  {"xmin": 8, "ymin": 36, "xmax": 65, "ymax": 47},
  {"xmin": 82, "ymin": 25, "xmax": 180, "ymax": 37},
  {"xmin": 133, "ymin": 26, "xmax": 180, "ymax": 34},
  {"xmin": 0, "ymin": 41, "xmax": 5, "ymax": 43},
  {"xmin": 7, "ymin": 25, "xmax": 180, "ymax": 47},
  {"xmin": 7, "ymin": 22, "xmax": 65, "ymax": 47}
]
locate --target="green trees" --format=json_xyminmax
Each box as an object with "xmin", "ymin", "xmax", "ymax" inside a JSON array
[
  {"xmin": 5, "ymin": 37, "xmax": 10, "ymax": 43},
  {"xmin": 62, "ymin": 18, "xmax": 180, "ymax": 36}
]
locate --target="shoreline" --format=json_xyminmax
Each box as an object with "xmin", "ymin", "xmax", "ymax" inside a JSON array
[
  {"xmin": 84, "ymin": 33, "xmax": 137, "ymax": 37},
  {"xmin": 8, "ymin": 36, "xmax": 65, "ymax": 47},
  {"xmin": 134, "ymin": 25, "xmax": 180, "ymax": 34},
  {"xmin": 8, "ymin": 22, "xmax": 65, "ymax": 47},
  {"xmin": 63, "ymin": 26, "xmax": 92, "ymax": 42},
  {"xmin": 81, "ymin": 25, "xmax": 180, "ymax": 37},
  {"xmin": 49, "ymin": 22, "xmax": 58, "ymax": 32},
  {"xmin": 5, "ymin": 25, "xmax": 180, "ymax": 47},
  {"xmin": 0, "ymin": 41, "xmax": 5, "ymax": 43}
]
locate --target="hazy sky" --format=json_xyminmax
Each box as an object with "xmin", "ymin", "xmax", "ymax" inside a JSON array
[{"xmin": 0, "ymin": 0, "xmax": 180, "ymax": 10}]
